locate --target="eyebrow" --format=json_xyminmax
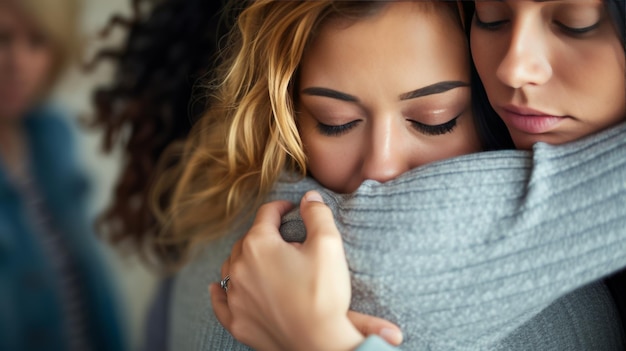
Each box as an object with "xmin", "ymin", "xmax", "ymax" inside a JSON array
[
  {"xmin": 301, "ymin": 80, "xmax": 469, "ymax": 103},
  {"xmin": 300, "ymin": 87, "xmax": 359, "ymax": 102},
  {"xmin": 399, "ymin": 81, "xmax": 469, "ymax": 100}
]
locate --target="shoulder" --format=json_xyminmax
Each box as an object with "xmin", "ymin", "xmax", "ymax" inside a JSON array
[
  {"xmin": 24, "ymin": 104, "xmax": 83, "ymax": 174},
  {"xmin": 25, "ymin": 104, "xmax": 76, "ymax": 146},
  {"xmin": 24, "ymin": 104, "xmax": 90, "ymax": 201}
]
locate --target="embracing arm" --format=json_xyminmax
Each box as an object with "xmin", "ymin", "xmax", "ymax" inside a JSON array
[
  {"xmin": 276, "ymin": 122, "xmax": 626, "ymax": 347},
  {"xmin": 209, "ymin": 123, "xmax": 626, "ymax": 350}
]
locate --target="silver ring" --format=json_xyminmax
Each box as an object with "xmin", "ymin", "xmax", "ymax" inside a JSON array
[{"xmin": 220, "ymin": 275, "xmax": 231, "ymax": 293}]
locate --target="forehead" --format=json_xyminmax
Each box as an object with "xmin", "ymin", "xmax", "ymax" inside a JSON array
[
  {"xmin": 299, "ymin": 2, "xmax": 469, "ymax": 98},
  {"xmin": 0, "ymin": 2, "xmax": 37, "ymax": 32}
]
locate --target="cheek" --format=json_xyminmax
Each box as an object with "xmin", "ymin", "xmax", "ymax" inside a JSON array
[
  {"xmin": 471, "ymin": 30, "xmax": 492, "ymax": 63},
  {"xmin": 28, "ymin": 50, "xmax": 55, "ymax": 86},
  {"xmin": 556, "ymin": 41, "xmax": 625, "ymax": 123},
  {"xmin": 0, "ymin": 50, "xmax": 8, "ymax": 70},
  {"xmin": 302, "ymin": 135, "xmax": 359, "ymax": 192},
  {"xmin": 470, "ymin": 31, "xmax": 502, "ymax": 91},
  {"xmin": 588, "ymin": 51, "xmax": 624, "ymax": 119},
  {"xmin": 433, "ymin": 114, "xmax": 480, "ymax": 158},
  {"xmin": 436, "ymin": 116, "xmax": 481, "ymax": 158},
  {"xmin": 460, "ymin": 116, "xmax": 483, "ymax": 153},
  {"xmin": 593, "ymin": 62, "xmax": 626, "ymax": 124},
  {"xmin": 0, "ymin": 46, "xmax": 17, "ymax": 81},
  {"xmin": 298, "ymin": 112, "xmax": 364, "ymax": 192}
]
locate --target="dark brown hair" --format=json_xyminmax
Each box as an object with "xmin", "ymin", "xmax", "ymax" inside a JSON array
[{"xmin": 89, "ymin": 0, "xmax": 230, "ymax": 265}]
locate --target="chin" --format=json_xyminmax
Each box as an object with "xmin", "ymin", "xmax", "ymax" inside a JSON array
[
  {"xmin": 508, "ymin": 130, "xmax": 543, "ymax": 150},
  {"xmin": 511, "ymin": 131, "xmax": 582, "ymax": 151}
]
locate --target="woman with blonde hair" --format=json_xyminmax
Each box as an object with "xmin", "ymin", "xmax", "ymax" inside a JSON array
[
  {"xmin": 159, "ymin": 0, "xmax": 484, "ymax": 263},
  {"xmin": 0, "ymin": 0, "xmax": 127, "ymax": 350},
  {"xmin": 158, "ymin": 0, "xmax": 626, "ymax": 350}
]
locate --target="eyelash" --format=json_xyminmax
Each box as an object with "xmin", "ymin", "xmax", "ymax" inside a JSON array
[
  {"xmin": 474, "ymin": 13, "xmax": 600, "ymax": 36},
  {"xmin": 409, "ymin": 115, "xmax": 459, "ymax": 136},
  {"xmin": 473, "ymin": 13, "xmax": 508, "ymax": 31},
  {"xmin": 555, "ymin": 21, "xmax": 600, "ymax": 35},
  {"xmin": 316, "ymin": 120, "xmax": 360, "ymax": 136},
  {"xmin": 316, "ymin": 116, "xmax": 459, "ymax": 137}
]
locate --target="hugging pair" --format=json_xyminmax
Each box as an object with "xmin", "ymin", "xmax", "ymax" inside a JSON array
[{"xmin": 157, "ymin": 1, "xmax": 626, "ymax": 350}]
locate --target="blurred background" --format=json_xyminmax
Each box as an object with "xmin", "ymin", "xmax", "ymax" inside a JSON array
[
  {"xmin": 1, "ymin": 0, "xmax": 226, "ymax": 348},
  {"xmin": 54, "ymin": 0, "xmax": 154, "ymax": 349}
]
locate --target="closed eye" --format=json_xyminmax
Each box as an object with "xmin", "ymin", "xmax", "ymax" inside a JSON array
[
  {"xmin": 409, "ymin": 115, "xmax": 459, "ymax": 136},
  {"xmin": 555, "ymin": 21, "xmax": 601, "ymax": 36},
  {"xmin": 316, "ymin": 120, "xmax": 361, "ymax": 136},
  {"xmin": 473, "ymin": 13, "xmax": 508, "ymax": 30}
]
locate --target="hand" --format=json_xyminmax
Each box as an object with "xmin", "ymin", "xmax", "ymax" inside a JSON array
[
  {"xmin": 211, "ymin": 191, "xmax": 402, "ymax": 351},
  {"xmin": 348, "ymin": 311, "xmax": 403, "ymax": 346}
]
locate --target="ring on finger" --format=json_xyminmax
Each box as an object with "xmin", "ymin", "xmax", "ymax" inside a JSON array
[{"xmin": 220, "ymin": 275, "xmax": 231, "ymax": 293}]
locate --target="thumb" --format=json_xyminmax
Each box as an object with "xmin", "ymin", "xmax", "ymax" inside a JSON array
[
  {"xmin": 299, "ymin": 191, "xmax": 342, "ymax": 247},
  {"xmin": 347, "ymin": 310, "xmax": 403, "ymax": 346}
]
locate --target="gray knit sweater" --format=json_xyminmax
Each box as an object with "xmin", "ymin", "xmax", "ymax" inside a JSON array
[{"xmin": 169, "ymin": 123, "xmax": 626, "ymax": 350}]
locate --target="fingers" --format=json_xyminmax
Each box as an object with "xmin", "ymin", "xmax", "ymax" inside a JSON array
[
  {"xmin": 210, "ymin": 283, "xmax": 232, "ymax": 328},
  {"xmin": 252, "ymin": 200, "xmax": 294, "ymax": 229},
  {"xmin": 221, "ymin": 256, "xmax": 231, "ymax": 282},
  {"xmin": 210, "ymin": 283, "xmax": 276, "ymax": 350},
  {"xmin": 230, "ymin": 238, "xmax": 243, "ymax": 262},
  {"xmin": 347, "ymin": 311, "xmax": 403, "ymax": 346},
  {"xmin": 219, "ymin": 200, "xmax": 294, "ymax": 303},
  {"xmin": 299, "ymin": 191, "xmax": 342, "ymax": 249},
  {"xmin": 300, "ymin": 191, "xmax": 337, "ymax": 236}
]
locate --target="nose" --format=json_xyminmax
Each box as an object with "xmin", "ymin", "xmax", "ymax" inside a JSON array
[
  {"xmin": 496, "ymin": 18, "xmax": 553, "ymax": 89},
  {"xmin": 360, "ymin": 116, "xmax": 411, "ymax": 184}
]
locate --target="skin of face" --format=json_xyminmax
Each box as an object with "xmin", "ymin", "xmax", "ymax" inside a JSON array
[
  {"xmin": 0, "ymin": 2, "xmax": 54, "ymax": 123},
  {"xmin": 297, "ymin": 2, "xmax": 481, "ymax": 194},
  {"xmin": 471, "ymin": 0, "xmax": 626, "ymax": 150}
]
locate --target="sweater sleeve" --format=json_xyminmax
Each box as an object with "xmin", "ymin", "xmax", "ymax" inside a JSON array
[
  {"xmin": 275, "ymin": 122, "xmax": 626, "ymax": 349},
  {"xmin": 355, "ymin": 336, "xmax": 400, "ymax": 351}
]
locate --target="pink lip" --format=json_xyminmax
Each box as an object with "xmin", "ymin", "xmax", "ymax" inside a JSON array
[{"xmin": 500, "ymin": 105, "xmax": 566, "ymax": 134}]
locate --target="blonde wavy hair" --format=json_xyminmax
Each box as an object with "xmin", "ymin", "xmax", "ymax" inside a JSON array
[
  {"xmin": 14, "ymin": 0, "xmax": 82, "ymax": 85},
  {"xmin": 154, "ymin": 0, "xmax": 460, "ymax": 266}
]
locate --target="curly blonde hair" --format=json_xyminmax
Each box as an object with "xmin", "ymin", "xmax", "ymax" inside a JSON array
[{"xmin": 154, "ymin": 0, "xmax": 459, "ymax": 267}]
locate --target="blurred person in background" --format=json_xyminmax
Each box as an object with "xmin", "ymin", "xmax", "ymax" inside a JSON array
[
  {"xmin": 90, "ymin": 0, "xmax": 228, "ymax": 349},
  {"xmin": 0, "ymin": 0, "xmax": 127, "ymax": 350}
]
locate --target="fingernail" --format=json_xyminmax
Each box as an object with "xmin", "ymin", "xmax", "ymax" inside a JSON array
[
  {"xmin": 305, "ymin": 191, "xmax": 324, "ymax": 203},
  {"xmin": 380, "ymin": 328, "xmax": 403, "ymax": 345}
]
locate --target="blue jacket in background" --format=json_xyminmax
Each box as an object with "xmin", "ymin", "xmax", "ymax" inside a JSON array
[{"xmin": 0, "ymin": 107, "xmax": 127, "ymax": 351}]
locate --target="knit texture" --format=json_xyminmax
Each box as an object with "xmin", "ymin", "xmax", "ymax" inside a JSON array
[{"xmin": 170, "ymin": 123, "xmax": 626, "ymax": 350}]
